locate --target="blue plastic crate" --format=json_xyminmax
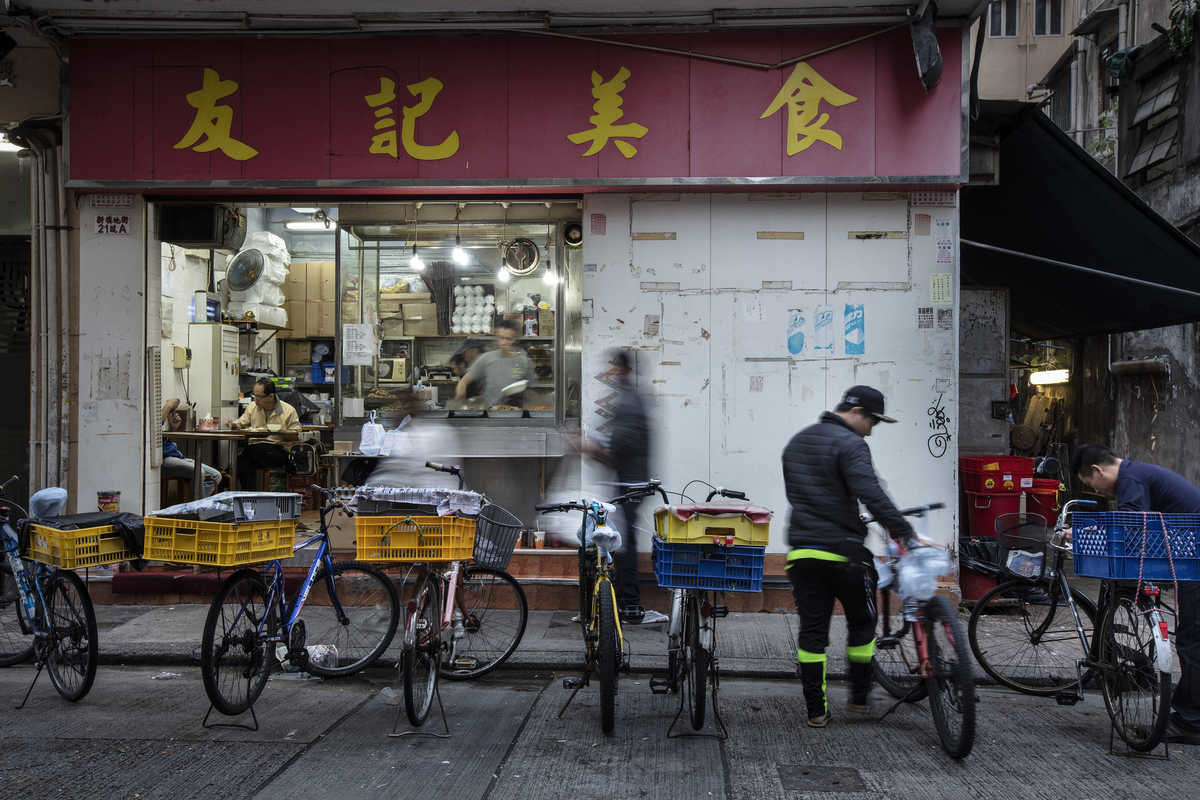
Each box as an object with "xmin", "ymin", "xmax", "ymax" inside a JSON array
[
  {"xmin": 652, "ymin": 538, "xmax": 765, "ymax": 593},
  {"xmin": 1071, "ymin": 511, "xmax": 1200, "ymax": 581}
]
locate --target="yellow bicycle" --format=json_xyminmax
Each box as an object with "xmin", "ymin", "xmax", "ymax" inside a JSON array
[{"xmin": 536, "ymin": 480, "xmax": 668, "ymax": 734}]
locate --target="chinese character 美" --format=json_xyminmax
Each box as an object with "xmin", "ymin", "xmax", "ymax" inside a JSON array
[
  {"xmin": 567, "ymin": 67, "xmax": 648, "ymax": 159},
  {"xmin": 173, "ymin": 68, "xmax": 259, "ymax": 161},
  {"xmin": 760, "ymin": 62, "xmax": 858, "ymax": 155},
  {"xmin": 365, "ymin": 77, "xmax": 460, "ymax": 161}
]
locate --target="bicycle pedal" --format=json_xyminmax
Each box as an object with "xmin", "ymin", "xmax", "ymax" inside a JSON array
[
  {"xmin": 450, "ymin": 656, "xmax": 478, "ymax": 670},
  {"xmin": 710, "ymin": 605, "xmax": 729, "ymax": 618},
  {"xmin": 1054, "ymin": 690, "xmax": 1081, "ymax": 706},
  {"xmin": 562, "ymin": 677, "xmax": 582, "ymax": 689},
  {"xmin": 649, "ymin": 677, "xmax": 671, "ymax": 695}
]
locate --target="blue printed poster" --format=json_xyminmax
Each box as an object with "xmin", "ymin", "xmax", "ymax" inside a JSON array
[{"xmin": 844, "ymin": 304, "xmax": 865, "ymax": 355}]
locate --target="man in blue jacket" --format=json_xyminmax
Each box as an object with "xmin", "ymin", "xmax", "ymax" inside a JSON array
[
  {"xmin": 782, "ymin": 386, "xmax": 916, "ymax": 727},
  {"xmin": 1073, "ymin": 444, "xmax": 1200, "ymax": 745}
]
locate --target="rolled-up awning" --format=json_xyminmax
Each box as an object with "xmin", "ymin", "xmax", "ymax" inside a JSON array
[{"xmin": 961, "ymin": 101, "xmax": 1200, "ymax": 339}]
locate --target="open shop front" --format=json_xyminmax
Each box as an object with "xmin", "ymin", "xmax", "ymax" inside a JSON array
[
  {"xmin": 954, "ymin": 101, "xmax": 1200, "ymax": 600},
  {"xmin": 67, "ymin": 27, "xmax": 970, "ymax": 601}
]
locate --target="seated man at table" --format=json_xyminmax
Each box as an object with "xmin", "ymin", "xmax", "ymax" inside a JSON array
[
  {"xmin": 161, "ymin": 398, "xmax": 221, "ymax": 497},
  {"xmin": 230, "ymin": 378, "xmax": 301, "ymax": 490}
]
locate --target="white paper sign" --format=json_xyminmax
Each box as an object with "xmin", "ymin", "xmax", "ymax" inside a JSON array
[{"xmin": 342, "ymin": 323, "xmax": 375, "ymax": 366}]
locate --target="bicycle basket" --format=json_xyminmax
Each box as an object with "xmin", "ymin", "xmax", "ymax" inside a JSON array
[
  {"xmin": 472, "ymin": 503, "xmax": 523, "ymax": 570},
  {"xmin": 995, "ymin": 512, "xmax": 1051, "ymax": 580}
]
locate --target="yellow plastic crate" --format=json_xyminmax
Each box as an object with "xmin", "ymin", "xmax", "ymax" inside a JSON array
[
  {"xmin": 355, "ymin": 515, "xmax": 476, "ymax": 563},
  {"xmin": 26, "ymin": 523, "xmax": 134, "ymax": 569},
  {"xmin": 654, "ymin": 508, "xmax": 770, "ymax": 547},
  {"xmin": 142, "ymin": 517, "xmax": 296, "ymax": 567}
]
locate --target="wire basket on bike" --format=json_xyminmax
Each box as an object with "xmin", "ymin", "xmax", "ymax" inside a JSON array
[
  {"xmin": 472, "ymin": 503, "xmax": 523, "ymax": 569},
  {"xmin": 995, "ymin": 512, "xmax": 1051, "ymax": 581}
]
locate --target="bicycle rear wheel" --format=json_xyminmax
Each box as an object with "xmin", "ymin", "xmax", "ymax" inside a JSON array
[
  {"xmin": 923, "ymin": 595, "xmax": 976, "ymax": 759},
  {"xmin": 968, "ymin": 578, "xmax": 1096, "ymax": 696},
  {"xmin": 43, "ymin": 570, "xmax": 98, "ymax": 702},
  {"xmin": 303, "ymin": 561, "xmax": 399, "ymax": 678},
  {"xmin": 403, "ymin": 573, "xmax": 442, "ymax": 726},
  {"xmin": 596, "ymin": 578, "xmax": 619, "ymax": 735},
  {"xmin": 681, "ymin": 592, "xmax": 708, "ymax": 730},
  {"xmin": 874, "ymin": 587, "xmax": 927, "ymax": 701},
  {"xmin": 0, "ymin": 561, "xmax": 33, "ymax": 666},
  {"xmin": 440, "ymin": 565, "xmax": 528, "ymax": 680},
  {"xmin": 1100, "ymin": 590, "xmax": 1171, "ymax": 752},
  {"xmin": 201, "ymin": 569, "xmax": 273, "ymax": 716}
]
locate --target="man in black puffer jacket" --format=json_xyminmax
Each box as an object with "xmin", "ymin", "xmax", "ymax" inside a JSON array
[{"xmin": 782, "ymin": 385, "xmax": 916, "ymax": 728}]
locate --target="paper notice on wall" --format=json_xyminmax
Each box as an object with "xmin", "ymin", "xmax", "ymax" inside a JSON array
[
  {"xmin": 813, "ymin": 305, "xmax": 835, "ymax": 353},
  {"xmin": 343, "ymin": 397, "xmax": 365, "ymax": 418},
  {"xmin": 342, "ymin": 323, "xmax": 375, "ymax": 366},
  {"xmin": 643, "ymin": 314, "xmax": 661, "ymax": 336},
  {"xmin": 937, "ymin": 308, "xmax": 954, "ymax": 330},
  {"xmin": 843, "ymin": 304, "xmax": 865, "ymax": 356},
  {"xmin": 935, "ymin": 218, "xmax": 953, "ymax": 263},
  {"xmin": 930, "ymin": 273, "xmax": 953, "ymax": 305},
  {"xmin": 917, "ymin": 306, "xmax": 934, "ymax": 329},
  {"xmin": 786, "ymin": 310, "xmax": 806, "ymax": 355},
  {"xmin": 591, "ymin": 214, "xmax": 607, "ymax": 235}
]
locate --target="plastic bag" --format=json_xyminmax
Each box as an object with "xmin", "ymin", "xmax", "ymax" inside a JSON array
[
  {"xmin": 897, "ymin": 546, "xmax": 951, "ymax": 602},
  {"xmin": 359, "ymin": 411, "xmax": 385, "ymax": 457},
  {"xmin": 575, "ymin": 502, "xmax": 621, "ymax": 559}
]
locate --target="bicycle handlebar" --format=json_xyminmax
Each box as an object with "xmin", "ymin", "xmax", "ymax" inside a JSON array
[
  {"xmin": 425, "ymin": 461, "xmax": 461, "ymax": 475},
  {"xmin": 0, "ymin": 475, "xmax": 17, "ymax": 496},
  {"xmin": 860, "ymin": 502, "xmax": 946, "ymax": 526},
  {"xmin": 535, "ymin": 501, "xmax": 588, "ymax": 513},
  {"xmin": 705, "ymin": 487, "xmax": 747, "ymax": 502}
]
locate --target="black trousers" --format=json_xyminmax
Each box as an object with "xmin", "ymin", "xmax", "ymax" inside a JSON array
[
  {"xmin": 788, "ymin": 556, "xmax": 878, "ymax": 715},
  {"xmin": 1175, "ymin": 581, "xmax": 1200, "ymax": 728},
  {"xmin": 237, "ymin": 442, "xmax": 289, "ymax": 490},
  {"xmin": 613, "ymin": 498, "xmax": 642, "ymax": 611}
]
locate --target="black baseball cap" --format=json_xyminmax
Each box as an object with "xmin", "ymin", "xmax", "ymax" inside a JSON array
[{"xmin": 840, "ymin": 385, "xmax": 897, "ymax": 423}]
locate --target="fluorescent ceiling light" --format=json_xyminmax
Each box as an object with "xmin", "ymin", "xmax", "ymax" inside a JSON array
[
  {"xmin": 284, "ymin": 220, "xmax": 334, "ymax": 232},
  {"xmin": 0, "ymin": 134, "xmax": 20, "ymax": 154},
  {"xmin": 291, "ymin": 207, "xmax": 319, "ymax": 214},
  {"xmin": 1030, "ymin": 369, "xmax": 1070, "ymax": 385}
]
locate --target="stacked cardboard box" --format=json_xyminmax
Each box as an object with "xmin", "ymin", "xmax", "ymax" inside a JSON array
[
  {"xmin": 378, "ymin": 292, "xmax": 439, "ymax": 337},
  {"xmin": 281, "ymin": 261, "xmax": 336, "ymax": 338}
]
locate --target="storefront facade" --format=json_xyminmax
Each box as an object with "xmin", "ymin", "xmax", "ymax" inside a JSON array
[{"xmin": 63, "ymin": 27, "xmax": 968, "ymax": 554}]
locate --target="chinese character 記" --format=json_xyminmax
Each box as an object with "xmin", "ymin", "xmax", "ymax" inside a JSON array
[
  {"xmin": 173, "ymin": 68, "xmax": 259, "ymax": 161},
  {"xmin": 567, "ymin": 67, "xmax": 648, "ymax": 159},
  {"xmin": 760, "ymin": 62, "xmax": 858, "ymax": 155},
  {"xmin": 365, "ymin": 77, "xmax": 460, "ymax": 161}
]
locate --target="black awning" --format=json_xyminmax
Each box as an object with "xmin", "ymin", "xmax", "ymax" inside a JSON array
[{"xmin": 962, "ymin": 102, "xmax": 1200, "ymax": 339}]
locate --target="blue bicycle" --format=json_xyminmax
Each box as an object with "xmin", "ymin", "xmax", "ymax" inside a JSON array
[
  {"xmin": 200, "ymin": 486, "xmax": 400, "ymax": 717},
  {"xmin": 0, "ymin": 478, "xmax": 99, "ymax": 705}
]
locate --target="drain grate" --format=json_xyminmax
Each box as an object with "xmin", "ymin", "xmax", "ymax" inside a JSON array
[{"xmin": 777, "ymin": 764, "xmax": 867, "ymax": 793}]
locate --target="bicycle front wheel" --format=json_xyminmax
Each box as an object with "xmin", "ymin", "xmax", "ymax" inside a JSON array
[
  {"xmin": 303, "ymin": 561, "xmax": 399, "ymax": 678},
  {"xmin": 682, "ymin": 591, "xmax": 708, "ymax": 730},
  {"xmin": 874, "ymin": 587, "xmax": 926, "ymax": 701},
  {"xmin": 441, "ymin": 565, "xmax": 528, "ymax": 680},
  {"xmin": 43, "ymin": 570, "xmax": 98, "ymax": 702},
  {"xmin": 596, "ymin": 578, "xmax": 619, "ymax": 735},
  {"xmin": 923, "ymin": 595, "xmax": 976, "ymax": 759},
  {"xmin": 1100, "ymin": 590, "xmax": 1171, "ymax": 752},
  {"xmin": 403, "ymin": 573, "xmax": 442, "ymax": 726},
  {"xmin": 201, "ymin": 569, "xmax": 273, "ymax": 716},
  {"xmin": 0, "ymin": 561, "xmax": 33, "ymax": 666},
  {"xmin": 969, "ymin": 579, "xmax": 1096, "ymax": 696}
]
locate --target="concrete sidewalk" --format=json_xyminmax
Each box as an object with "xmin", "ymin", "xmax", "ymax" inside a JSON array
[{"xmin": 93, "ymin": 603, "xmax": 812, "ymax": 677}]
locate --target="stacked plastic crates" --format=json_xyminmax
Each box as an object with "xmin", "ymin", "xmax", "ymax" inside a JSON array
[
  {"xmin": 652, "ymin": 504, "xmax": 773, "ymax": 593},
  {"xmin": 1072, "ymin": 511, "xmax": 1200, "ymax": 581},
  {"xmin": 142, "ymin": 491, "xmax": 302, "ymax": 567},
  {"xmin": 25, "ymin": 512, "xmax": 145, "ymax": 569}
]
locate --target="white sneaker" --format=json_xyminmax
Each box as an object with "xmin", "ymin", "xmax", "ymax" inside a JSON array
[{"xmin": 639, "ymin": 610, "xmax": 669, "ymax": 625}]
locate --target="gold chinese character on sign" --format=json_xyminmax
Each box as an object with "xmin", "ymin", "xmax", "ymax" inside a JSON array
[
  {"xmin": 567, "ymin": 67, "xmax": 648, "ymax": 159},
  {"xmin": 364, "ymin": 76, "xmax": 460, "ymax": 161},
  {"xmin": 760, "ymin": 62, "xmax": 858, "ymax": 155},
  {"xmin": 173, "ymin": 68, "xmax": 259, "ymax": 161}
]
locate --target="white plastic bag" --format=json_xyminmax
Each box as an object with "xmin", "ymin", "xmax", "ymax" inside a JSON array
[
  {"xmin": 575, "ymin": 502, "xmax": 622, "ymax": 559},
  {"xmin": 897, "ymin": 547, "xmax": 951, "ymax": 602},
  {"xmin": 359, "ymin": 411, "xmax": 385, "ymax": 457}
]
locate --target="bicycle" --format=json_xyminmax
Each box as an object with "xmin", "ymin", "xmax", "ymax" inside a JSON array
[
  {"xmin": 200, "ymin": 485, "xmax": 400, "ymax": 723},
  {"xmin": 870, "ymin": 502, "xmax": 976, "ymax": 759},
  {"xmin": 387, "ymin": 462, "xmax": 528, "ymax": 729},
  {"xmin": 967, "ymin": 499, "xmax": 1177, "ymax": 752},
  {"xmin": 535, "ymin": 480, "xmax": 669, "ymax": 735},
  {"xmin": 649, "ymin": 485, "xmax": 764, "ymax": 736},
  {"xmin": 0, "ymin": 478, "xmax": 99, "ymax": 706}
]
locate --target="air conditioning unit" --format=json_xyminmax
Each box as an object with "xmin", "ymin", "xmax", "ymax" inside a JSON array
[{"xmin": 157, "ymin": 204, "xmax": 246, "ymax": 251}]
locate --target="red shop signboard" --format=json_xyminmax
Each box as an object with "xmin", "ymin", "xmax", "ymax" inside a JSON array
[{"xmin": 68, "ymin": 29, "xmax": 964, "ymax": 186}]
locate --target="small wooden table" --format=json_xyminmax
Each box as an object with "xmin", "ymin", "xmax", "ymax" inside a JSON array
[{"xmin": 165, "ymin": 430, "xmax": 247, "ymax": 498}]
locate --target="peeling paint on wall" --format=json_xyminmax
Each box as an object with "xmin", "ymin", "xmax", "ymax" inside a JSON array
[{"xmin": 91, "ymin": 352, "xmax": 132, "ymax": 401}]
